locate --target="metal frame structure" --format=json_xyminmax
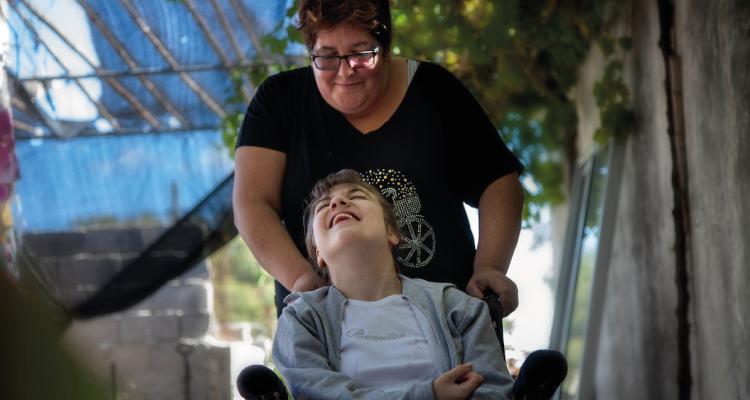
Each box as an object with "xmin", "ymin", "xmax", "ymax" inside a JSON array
[
  {"xmin": 76, "ymin": 0, "xmax": 189, "ymax": 128},
  {"xmin": 7, "ymin": 0, "xmax": 289, "ymax": 140}
]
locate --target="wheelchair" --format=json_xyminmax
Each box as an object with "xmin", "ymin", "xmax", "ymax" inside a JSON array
[{"xmin": 238, "ymin": 290, "xmax": 567, "ymax": 400}]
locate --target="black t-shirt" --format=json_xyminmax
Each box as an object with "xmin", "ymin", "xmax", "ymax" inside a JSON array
[{"xmin": 237, "ymin": 61, "xmax": 523, "ymax": 306}]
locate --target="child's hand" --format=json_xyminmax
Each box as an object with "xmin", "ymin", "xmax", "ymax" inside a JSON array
[{"xmin": 432, "ymin": 363, "xmax": 484, "ymax": 400}]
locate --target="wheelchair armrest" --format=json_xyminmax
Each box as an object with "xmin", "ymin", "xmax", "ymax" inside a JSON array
[
  {"xmin": 513, "ymin": 350, "xmax": 568, "ymax": 400},
  {"xmin": 237, "ymin": 364, "xmax": 288, "ymax": 400},
  {"xmin": 482, "ymin": 289, "xmax": 568, "ymax": 400}
]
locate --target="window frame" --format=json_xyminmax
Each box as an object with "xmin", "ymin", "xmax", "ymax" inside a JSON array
[{"xmin": 549, "ymin": 137, "xmax": 626, "ymax": 400}]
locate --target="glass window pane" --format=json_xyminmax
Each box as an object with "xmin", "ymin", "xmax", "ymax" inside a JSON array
[
  {"xmin": 563, "ymin": 146, "xmax": 611, "ymax": 398},
  {"xmin": 465, "ymin": 203, "xmax": 557, "ymax": 374}
]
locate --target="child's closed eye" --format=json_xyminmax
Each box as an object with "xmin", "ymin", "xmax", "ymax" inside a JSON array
[{"xmin": 315, "ymin": 203, "xmax": 329, "ymax": 213}]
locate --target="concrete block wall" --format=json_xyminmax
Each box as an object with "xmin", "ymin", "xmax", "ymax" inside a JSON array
[
  {"xmin": 23, "ymin": 227, "xmax": 231, "ymax": 400},
  {"xmin": 61, "ymin": 266, "xmax": 229, "ymax": 400},
  {"xmin": 23, "ymin": 227, "xmax": 164, "ymax": 306}
]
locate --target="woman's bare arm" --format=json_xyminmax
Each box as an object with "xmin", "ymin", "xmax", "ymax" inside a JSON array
[
  {"xmin": 466, "ymin": 172, "xmax": 524, "ymax": 317},
  {"xmin": 233, "ymin": 146, "xmax": 324, "ymax": 292}
]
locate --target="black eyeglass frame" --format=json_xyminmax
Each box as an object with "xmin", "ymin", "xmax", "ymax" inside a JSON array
[{"xmin": 310, "ymin": 47, "xmax": 381, "ymax": 71}]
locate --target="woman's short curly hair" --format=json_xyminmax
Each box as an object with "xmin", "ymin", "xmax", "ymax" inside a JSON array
[{"xmin": 297, "ymin": 0, "xmax": 392, "ymax": 57}]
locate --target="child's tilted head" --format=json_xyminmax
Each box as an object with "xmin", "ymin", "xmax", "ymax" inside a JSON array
[{"xmin": 303, "ymin": 169, "xmax": 400, "ymax": 282}]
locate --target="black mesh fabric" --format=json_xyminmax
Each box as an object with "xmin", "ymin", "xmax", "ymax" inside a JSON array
[{"xmin": 73, "ymin": 173, "xmax": 236, "ymax": 318}]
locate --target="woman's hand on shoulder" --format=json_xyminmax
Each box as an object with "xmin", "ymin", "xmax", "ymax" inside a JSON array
[
  {"xmin": 291, "ymin": 268, "xmax": 326, "ymax": 293},
  {"xmin": 234, "ymin": 147, "xmax": 318, "ymax": 291}
]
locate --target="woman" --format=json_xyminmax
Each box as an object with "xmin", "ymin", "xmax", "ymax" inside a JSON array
[{"xmin": 233, "ymin": 0, "xmax": 524, "ymax": 316}]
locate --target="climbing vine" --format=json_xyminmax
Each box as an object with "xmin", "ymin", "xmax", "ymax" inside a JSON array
[
  {"xmin": 221, "ymin": 0, "xmax": 633, "ymax": 225},
  {"xmin": 594, "ymin": 36, "xmax": 634, "ymax": 144}
]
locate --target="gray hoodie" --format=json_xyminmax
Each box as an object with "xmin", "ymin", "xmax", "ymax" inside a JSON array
[{"xmin": 272, "ymin": 276, "xmax": 515, "ymax": 399}]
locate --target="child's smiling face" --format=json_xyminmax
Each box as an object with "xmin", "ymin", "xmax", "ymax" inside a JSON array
[{"xmin": 311, "ymin": 183, "xmax": 399, "ymax": 268}]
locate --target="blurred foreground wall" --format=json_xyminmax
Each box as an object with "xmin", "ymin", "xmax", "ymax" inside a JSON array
[
  {"xmin": 24, "ymin": 228, "xmax": 231, "ymax": 400},
  {"xmin": 0, "ymin": 0, "xmax": 19, "ymax": 278},
  {"xmin": 576, "ymin": 0, "xmax": 750, "ymax": 398}
]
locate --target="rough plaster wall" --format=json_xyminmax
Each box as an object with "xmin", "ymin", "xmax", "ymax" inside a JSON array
[
  {"xmin": 676, "ymin": 0, "xmax": 750, "ymax": 398},
  {"xmin": 593, "ymin": 0, "xmax": 680, "ymax": 398}
]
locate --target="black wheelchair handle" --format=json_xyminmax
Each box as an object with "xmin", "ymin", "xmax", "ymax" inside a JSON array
[{"xmin": 482, "ymin": 288, "xmax": 505, "ymax": 357}]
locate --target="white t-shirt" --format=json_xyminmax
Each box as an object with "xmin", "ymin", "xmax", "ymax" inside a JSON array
[{"xmin": 339, "ymin": 294, "xmax": 439, "ymax": 391}]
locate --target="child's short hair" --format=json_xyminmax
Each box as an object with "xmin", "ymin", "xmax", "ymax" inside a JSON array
[{"xmin": 303, "ymin": 169, "xmax": 400, "ymax": 282}]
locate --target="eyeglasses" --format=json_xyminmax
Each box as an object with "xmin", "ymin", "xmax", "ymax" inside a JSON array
[{"xmin": 310, "ymin": 47, "xmax": 380, "ymax": 71}]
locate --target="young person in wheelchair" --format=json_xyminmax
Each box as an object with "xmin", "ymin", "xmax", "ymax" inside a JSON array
[{"xmin": 272, "ymin": 169, "xmax": 515, "ymax": 399}]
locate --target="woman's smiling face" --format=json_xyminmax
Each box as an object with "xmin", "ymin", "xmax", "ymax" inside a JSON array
[
  {"xmin": 311, "ymin": 24, "xmax": 388, "ymax": 118},
  {"xmin": 311, "ymin": 184, "xmax": 397, "ymax": 267}
]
